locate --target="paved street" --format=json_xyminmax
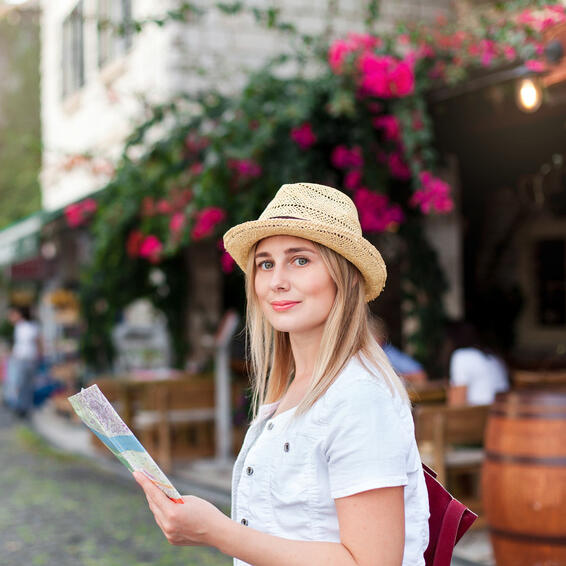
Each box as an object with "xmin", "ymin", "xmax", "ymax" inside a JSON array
[{"xmin": 0, "ymin": 404, "xmax": 232, "ymax": 566}]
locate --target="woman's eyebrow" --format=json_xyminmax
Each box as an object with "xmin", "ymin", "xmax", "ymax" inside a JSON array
[
  {"xmin": 284, "ymin": 247, "xmax": 316, "ymax": 254},
  {"xmin": 255, "ymin": 247, "xmax": 316, "ymax": 259}
]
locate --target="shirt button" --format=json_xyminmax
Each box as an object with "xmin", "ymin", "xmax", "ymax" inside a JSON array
[
  {"xmin": 246, "ymin": 466, "xmax": 254, "ymax": 476},
  {"xmin": 266, "ymin": 422, "xmax": 274, "ymax": 430},
  {"xmin": 241, "ymin": 518, "xmax": 248, "ymax": 526},
  {"xmin": 283, "ymin": 442, "xmax": 290, "ymax": 452}
]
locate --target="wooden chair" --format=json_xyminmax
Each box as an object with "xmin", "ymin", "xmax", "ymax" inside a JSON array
[
  {"xmin": 133, "ymin": 378, "xmax": 216, "ymax": 473},
  {"xmin": 413, "ymin": 404, "xmax": 490, "ymax": 519}
]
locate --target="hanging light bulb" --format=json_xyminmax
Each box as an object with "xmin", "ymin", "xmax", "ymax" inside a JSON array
[{"xmin": 516, "ymin": 78, "xmax": 542, "ymax": 113}]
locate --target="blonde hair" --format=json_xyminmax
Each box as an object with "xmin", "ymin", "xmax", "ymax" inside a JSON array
[{"xmin": 245, "ymin": 240, "xmax": 409, "ymax": 419}]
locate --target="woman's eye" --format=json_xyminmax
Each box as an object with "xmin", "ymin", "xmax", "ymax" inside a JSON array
[
  {"xmin": 258, "ymin": 260, "xmax": 273, "ymax": 270},
  {"xmin": 294, "ymin": 257, "xmax": 309, "ymax": 266}
]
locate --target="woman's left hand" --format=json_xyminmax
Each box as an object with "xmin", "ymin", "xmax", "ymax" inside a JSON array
[{"xmin": 133, "ymin": 470, "xmax": 227, "ymax": 547}]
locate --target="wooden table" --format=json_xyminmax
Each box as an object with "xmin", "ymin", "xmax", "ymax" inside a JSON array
[{"xmin": 408, "ymin": 379, "xmax": 448, "ymax": 404}]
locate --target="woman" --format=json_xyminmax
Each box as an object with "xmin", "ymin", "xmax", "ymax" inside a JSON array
[{"xmin": 134, "ymin": 183, "xmax": 430, "ymax": 566}]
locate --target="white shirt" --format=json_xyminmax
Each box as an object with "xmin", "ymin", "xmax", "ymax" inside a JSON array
[
  {"xmin": 12, "ymin": 320, "xmax": 39, "ymax": 360},
  {"xmin": 449, "ymin": 348, "xmax": 509, "ymax": 405},
  {"xmin": 232, "ymin": 356, "xmax": 430, "ymax": 566}
]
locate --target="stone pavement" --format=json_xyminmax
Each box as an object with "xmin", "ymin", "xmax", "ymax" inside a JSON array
[
  {"xmin": 0, "ymin": 402, "xmax": 231, "ymax": 566},
  {"xmin": 2, "ymin": 397, "xmax": 496, "ymax": 565}
]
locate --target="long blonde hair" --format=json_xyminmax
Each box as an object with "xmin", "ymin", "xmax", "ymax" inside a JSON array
[{"xmin": 245, "ymin": 240, "xmax": 409, "ymax": 418}]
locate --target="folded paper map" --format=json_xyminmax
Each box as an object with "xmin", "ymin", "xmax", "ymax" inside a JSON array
[{"xmin": 68, "ymin": 384, "xmax": 183, "ymax": 503}]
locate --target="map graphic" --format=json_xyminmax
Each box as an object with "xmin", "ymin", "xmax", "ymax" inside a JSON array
[{"xmin": 68, "ymin": 384, "xmax": 183, "ymax": 503}]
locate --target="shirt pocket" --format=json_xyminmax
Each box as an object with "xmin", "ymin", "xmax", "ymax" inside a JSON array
[{"xmin": 269, "ymin": 430, "xmax": 316, "ymax": 535}]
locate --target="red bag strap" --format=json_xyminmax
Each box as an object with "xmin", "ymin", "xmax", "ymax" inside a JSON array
[{"xmin": 432, "ymin": 499, "xmax": 467, "ymax": 566}]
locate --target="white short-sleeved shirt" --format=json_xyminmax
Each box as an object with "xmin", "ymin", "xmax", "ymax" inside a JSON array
[
  {"xmin": 449, "ymin": 348, "xmax": 509, "ymax": 405},
  {"xmin": 12, "ymin": 320, "xmax": 39, "ymax": 360},
  {"xmin": 232, "ymin": 356, "xmax": 430, "ymax": 566}
]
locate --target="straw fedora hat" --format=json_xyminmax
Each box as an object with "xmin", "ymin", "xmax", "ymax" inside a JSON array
[{"xmin": 223, "ymin": 182, "xmax": 386, "ymax": 302}]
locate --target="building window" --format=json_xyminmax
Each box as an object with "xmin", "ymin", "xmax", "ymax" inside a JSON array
[
  {"xmin": 62, "ymin": 1, "xmax": 85, "ymax": 98},
  {"xmin": 97, "ymin": 0, "xmax": 133, "ymax": 68},
  {"xmin": 535, "ymin": 239, "xmax": 566, "ymax": 326}
]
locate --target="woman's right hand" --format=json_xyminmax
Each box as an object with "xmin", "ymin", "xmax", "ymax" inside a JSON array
[{"xmin": 133, "ymin": 471, "xmax": 229, "ymax": 547}]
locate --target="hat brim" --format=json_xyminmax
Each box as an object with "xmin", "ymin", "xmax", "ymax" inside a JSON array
[{"xmin": 223, "ymin": 218, "xmax": 386, "ymax": 302}]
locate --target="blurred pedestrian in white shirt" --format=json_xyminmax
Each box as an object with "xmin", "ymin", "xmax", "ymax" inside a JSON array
[{"xmin": 3, "ymin": 305, "xmax": 40, "ymax": 418}]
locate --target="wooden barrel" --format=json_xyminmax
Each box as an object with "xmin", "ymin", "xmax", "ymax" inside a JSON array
[{"xmin": 482, "ymin": 391, "xmax": 566, "ymax": 566}]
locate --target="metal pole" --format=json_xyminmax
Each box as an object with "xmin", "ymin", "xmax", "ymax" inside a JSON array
[{"xmin": 214, "ymin": 311, "xmax": 239, "ymax": 464}]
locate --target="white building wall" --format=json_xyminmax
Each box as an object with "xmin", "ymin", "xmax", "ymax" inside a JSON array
[{"xmin": 40, "ymin": 0, "xmax": 454, "ymax": 212}]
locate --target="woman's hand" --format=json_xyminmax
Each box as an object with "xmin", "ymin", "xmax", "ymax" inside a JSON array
[{"xmin": 133, "ymin": 470, "xmax": 228, "ymax": 547}]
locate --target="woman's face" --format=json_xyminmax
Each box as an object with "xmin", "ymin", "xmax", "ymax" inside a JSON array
[{"xmin": 254, "ymin": 235, "xmax": 337, "ymax": 340}]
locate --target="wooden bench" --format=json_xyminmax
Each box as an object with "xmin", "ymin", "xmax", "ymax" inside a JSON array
[{"xmin": 413, "ymin": 403, "xmax": 490, "ymax": 521}]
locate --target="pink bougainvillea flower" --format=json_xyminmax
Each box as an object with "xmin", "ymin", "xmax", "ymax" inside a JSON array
[
  {"xmin": 525, "ymin": 59, "xmax": 546, "ymax": 73},
  {"xmin": 184, "ymin": 133, "xmax": 209, "ymax": 154},
  {"xmin": 517, "ymin": 9, "xmax": 537, "ymax": 26},
  {"xmin": 354, "ymin": 187, "xmax": 405, "ymax": 232},
  {"xmin": 169, "ymin": 212, "xmax": 185, "ymax": 234},
  {"xmin": 359, "ymin": 53, "xmax": 394, "ymax": 97},
  {"xmin": 290, "ymin": 122, "xmax": 317, "ymax": 150},
  {"xmin": 328, "ymin": 39, "xmax": 354, "ymax": 74},
  {"xmin": 81, "ymin": 198, "xmax": 98, "ymax": 214},
  {"xmin": 126, "ymin": 230, "xmax": 144, "ymax": 257},
  {"xmin": 64, "ymin": 203, "xmax": 83, "ymax": 227},
  {"xmin": 228, "ymin": 158, "xmax": 262, "ymax": 179},
  {"xmin": 216, "ymin": 239, "xmax": 236, "ymax": 273},
  {"xmin": 372, "ymin": 115, "xmax": 401, "ymax": 142},
  {"xmin": 416, "ymin": 43, "xmax": 435, "ymax": 60},
  {"xmin": 388, "ymin": 152, "xmax": 412, "ymax": 180},
  {"xmin": 220, "ymin": 251, "xmax": 235, "ymax": 273},
  {"xmin": 328, "ymin": 33, "xmax": 381, "ymax": 74},
  {"xmin": 410, "ymin": 171, "xmax": 454, "ymax": 214},
  {"xmin": 479, "ymin": 39, "xmax": 497, "ymax": 67},
  {"xmin": 64, "ymin": 199, "xmax": 98, "ymax": 227},
  {"xmin": 139, "ymin": 235, "xmax": 163, "ymax": 263},
  {"xmin": 331, "ymin": 145, "xmax": 364, "ymax": 170},
  {"xmin": 359, "ymin": 53, "xmax": 415, "ymax": 98},
  {"xmin": 348, "ymin": 32, "xmax": 381, "ymax": 51},
  {"xmin": 429, "ymin": 60, "xmax": 446, "ymax": 80},
  {"xmin": 189, "ymin": 162, "xmax": 204, "ymax": 176},
  {"xmin": 388, "ymin": 60, "xmax": 415, "ymax": 97},
  {"xmin": 412, "ymin": 111, "xmax": 424, "ymax": 131},
  {"xmin": 502, "ymin": 45, "xmax": 517, "ymax": 61},
  {"xmin": 192, "ymin": 207, "xmax": 227, "ymax": 241},
  {"xmin": 156, "ymin": 200, "xmax": 173, "ymax": 214},
  {"xmin": 141, "ymin": 197, "xmax": 155, "ymax": 217},
  {"xmin": 344, "ymin": 169, "xmax": 363, "ymax": 190}
]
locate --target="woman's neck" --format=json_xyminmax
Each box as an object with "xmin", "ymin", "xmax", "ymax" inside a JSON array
[{"xmin": 288, "ymin": 328, "xmax": 324, "ymax": 382}]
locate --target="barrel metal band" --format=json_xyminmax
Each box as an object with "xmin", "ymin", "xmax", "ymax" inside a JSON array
[
  {"xmin": 486, "ymin": 451, "xmax": 566, "ymax": 466},
  {"xmin": 490, "ymin": 527, "xmax": 566, "ymax": 546}
]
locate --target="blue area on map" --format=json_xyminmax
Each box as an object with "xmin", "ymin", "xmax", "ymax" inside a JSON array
[{"xmin": 89, "ymin": 428, "xmax": 146, "ymax": 453}]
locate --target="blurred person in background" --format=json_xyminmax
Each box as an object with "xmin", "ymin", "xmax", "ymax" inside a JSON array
[
  {"xmin": 374, "ymin": 318, "xmax": 428, "ymax": 385},
  {"xmin": 3, "ymin": 305, "xmax": 40, "ymax": 418},
  {"xmin": 446, "ymin": 320, "xmax": 509, "ymax": 406}
]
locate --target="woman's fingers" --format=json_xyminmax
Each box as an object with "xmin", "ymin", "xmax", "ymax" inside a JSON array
[{"xmin": 133, "ymin": 471, "xmax": 171, "ymax": 510}]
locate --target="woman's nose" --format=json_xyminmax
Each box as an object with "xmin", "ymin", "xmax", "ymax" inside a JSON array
[{"xmin": 269, "ymin": 265, "xmax": 290, "ymax": 291}]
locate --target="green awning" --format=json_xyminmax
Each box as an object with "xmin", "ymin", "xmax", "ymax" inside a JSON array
[{"xmin": 0, "ymin": 213, "xmax": 42, "ymax": 266}]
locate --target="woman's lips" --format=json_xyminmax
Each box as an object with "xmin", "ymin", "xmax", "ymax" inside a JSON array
[{"xmin": 270, "ymin": 301, "xmax": 300, "ymax": 311}]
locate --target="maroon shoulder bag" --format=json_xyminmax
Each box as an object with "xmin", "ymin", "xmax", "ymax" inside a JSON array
[{"xmin": 422, "ymin": 463, "xmax": 477, "ymax": 566}]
